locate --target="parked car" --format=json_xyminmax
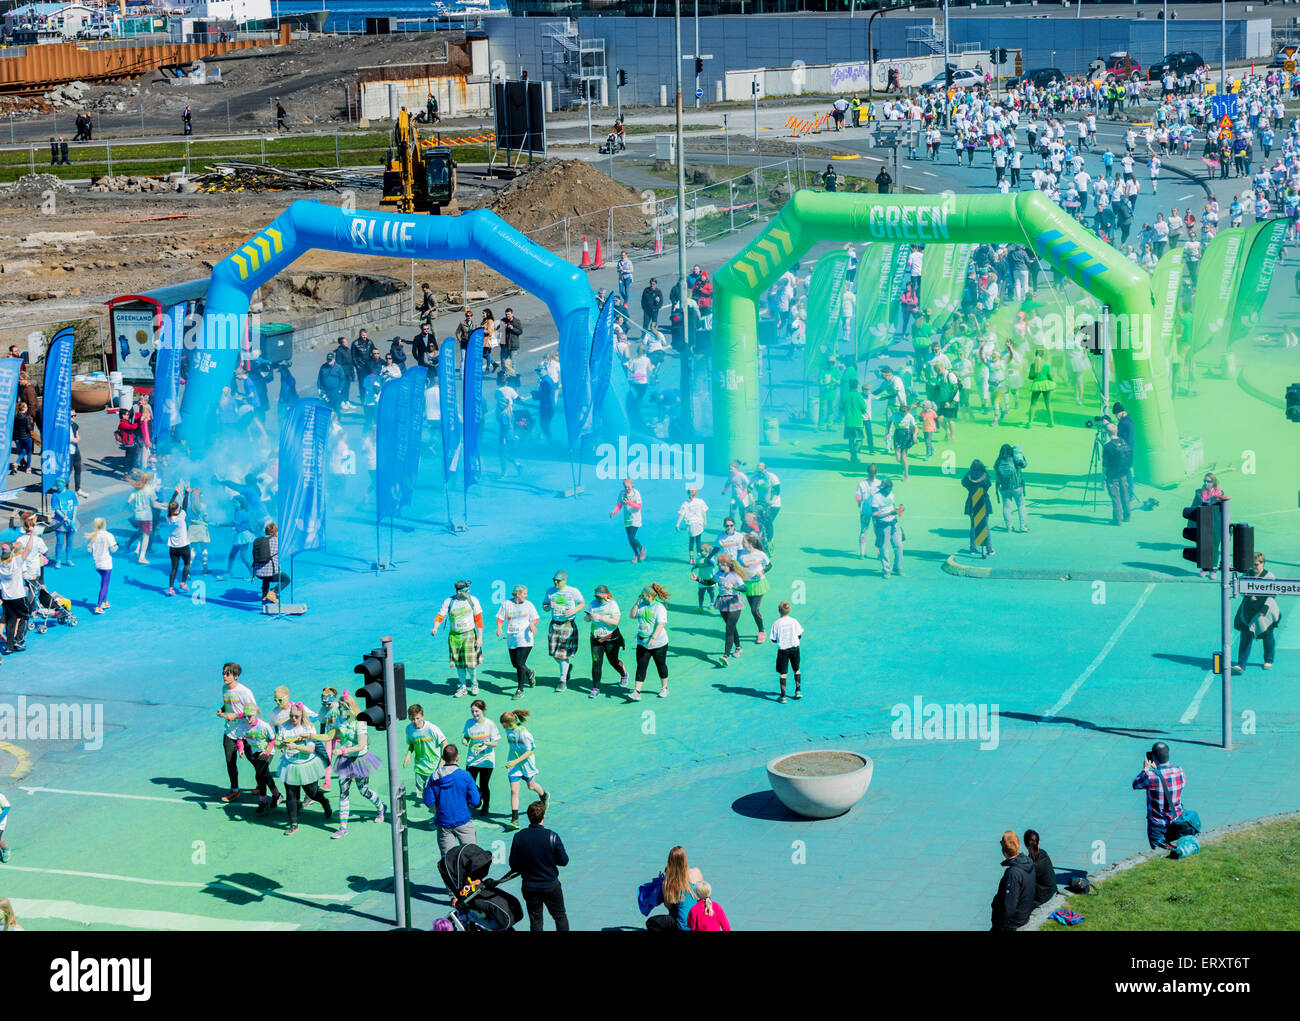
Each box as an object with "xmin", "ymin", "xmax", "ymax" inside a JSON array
[
  {"xmin": 1007, "ymin": 67, "xmax": 1067, "ymax": 90},
  {"xmin": 1148, "ymin": 51, "xmax": 1206, "ymax": 79},
  {"xmin": 1102, "ymin": 54, "xmax": 1143, "ymax": 81},
  {"xmin": 77, "ymin": 24, "xmax": 112, "ymax": 39},
  {"xmin": 920, "ymin": 67, "xmax": 983, "ymax": 92}
]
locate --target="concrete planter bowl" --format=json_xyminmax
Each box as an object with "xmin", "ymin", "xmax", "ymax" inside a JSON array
[{"xmin": 766, "ymin": 750, "xmax": 874, "ymax": 819}]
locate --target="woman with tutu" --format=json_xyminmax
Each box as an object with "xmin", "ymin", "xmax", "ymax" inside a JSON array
[
  {"xmin": 275, "ymin": 702, "xmax": 332, "ymax": 837},
  {"xmin": 329, "ymin": 693, "xmax": 389, "ymax": 839}
]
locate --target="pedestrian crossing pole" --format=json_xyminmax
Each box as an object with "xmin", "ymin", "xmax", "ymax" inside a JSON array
[
  {"xmin": 1218, "ymin": 500, "xmax": 1232, "ymax": 751},
  {"xmin": 382, "ymin": 635, "xmax": 413, "ymax": 928}
]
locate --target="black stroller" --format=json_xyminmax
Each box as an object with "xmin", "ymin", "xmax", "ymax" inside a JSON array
[
  {"xmin": 29, "ymin": 578, "xmax": 78, "ymax": 634},
  {"xmin": 438, "ymin": 844, "xmax": 524, "ymax": 932},
  {"xmin": 598, "ymin": 131, "xmax": 627, "ymax": 155}
]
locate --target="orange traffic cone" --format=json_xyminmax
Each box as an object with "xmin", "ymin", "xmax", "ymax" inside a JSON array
[
  {"xmin": 580, "ymin": 236, "xmax": 591, "ymax": 268},
  {"xmin": 593, "ymin": 236, "xmax": 604, "ymax": 269}
]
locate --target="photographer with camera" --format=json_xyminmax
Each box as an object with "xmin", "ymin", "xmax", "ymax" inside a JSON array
[
  {"xmin": 1131, "ymin": 741, "xmax": 1186, "ymax": 849},
  {"xmin": 1101, "ymin": 421, "xmax": 1132, "ymax": 526},
  {"xmin": 1112, "ymin": 401, "xmax": 1135, "ymax": 494}
]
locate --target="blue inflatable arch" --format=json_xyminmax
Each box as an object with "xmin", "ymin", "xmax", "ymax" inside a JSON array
[{"xmin": 181, "ymin": 201, "xmax": 594, "ymax": 447}]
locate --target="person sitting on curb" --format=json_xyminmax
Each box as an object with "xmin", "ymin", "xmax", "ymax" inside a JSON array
[{"xmin": 990, "ymin": 829, "xmax": 1036, "ymax": 932}]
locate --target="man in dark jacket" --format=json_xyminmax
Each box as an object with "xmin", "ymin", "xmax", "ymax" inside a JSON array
[
  {"xmin": 351, "ymin": 328, "xmax": 375, "ymax": 381},
  {"xmin": 875, "ymin": 166, "xmax": 893, "ymax": 194},
  {"xmin": 508, "ymin": 798, "xmax": 570, "ymax": 931},
  {"xmin": 1101, "ymin": 421, "xmax": 1132, "ymax": 525},
  {"xmin": 640, "ymin": 279, "xmax": 664, "ymax": 336},
  {"xmin": 424, "ymin": 745, "xmax": 480, "ymax": 859},
  {"xmin": 333, "ymin": 337, "xmax": 354, "ymax": 403},
  {"xmin": 990, "ymin": 829, "xmax": 1036, "ymax": 931},
  {"xmin": 412, "ymin": 322, "xmax": 433, "ymax": 370},
  {"xmin": 316, "ymin": 352, "xmax": 347, "ymax": 416},
  {"xmin": 500, "ymin": 308, "xmax": 524, "ymax": 365}
]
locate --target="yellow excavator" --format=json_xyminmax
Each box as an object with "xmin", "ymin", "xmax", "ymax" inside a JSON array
[{"xmin": 381, "ymin": 107, "xmax": 457, "ymax": 214}]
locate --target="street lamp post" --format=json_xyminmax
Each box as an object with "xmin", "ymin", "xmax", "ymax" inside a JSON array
[
  {"xmin": 1163, "ymin": 0, "xmax": 1167, "ymax": 57},
  {"xmin": 675, "ymin": 0, "xmax": 692, "ymax": 435},
  {"xmin": 1220, "ymin": 0, "xmax": 1227, "ymax": 94}
]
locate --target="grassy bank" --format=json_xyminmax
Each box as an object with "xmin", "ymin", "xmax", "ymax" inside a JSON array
[
  {"xmin": 0, "ymin": 133, "xmax": 490, "ymax": 183},
  {"xmin": 1043, "ymin": 817, "xmax": 1300, "ymax": 931}
]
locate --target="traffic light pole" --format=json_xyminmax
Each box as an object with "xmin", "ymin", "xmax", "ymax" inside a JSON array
[
  {"xmin": 1219, "ymin": 500, "xmax": 1233, "ymax": 751},
  {"xmin": 382, "ymin": 635, "xmax": 412, "ymax": 929}
]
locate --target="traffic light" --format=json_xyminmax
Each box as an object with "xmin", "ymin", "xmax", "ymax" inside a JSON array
[
  {"xmin": 872, "ymin": 48, "xmax": 880, "ymax": 63},
  {"xmin": 354, "ymin": 645, "xmax": 407, "ymax": 731},
  {"xmin": 694, "ymin": 57, "xmax": 704, "ymax": 75},
  {"xmin": 998, "ymin": 47, "xmax": 1009, "ymax": 65},
  {"xmin": 1181, "ymin": 503, "xmax": 1216, "ymax": 571},
  {"xmin": 1232, "ymin": 523, "xmax": 1255, "ymax": 574},
  {"xmin": 618, "ymin": 68, "xmax": 628, "ymax": 87},
  {"xmin": 945, "ymin": 66, "xmax": 954, "ymax": 86},
  {"xmin": 1286, "ymin": 382, "xmax": 1300, "ymax": 422},
  {"xmin": 990, "ymin": 49, "xmax": 997, "ymax": 64}
]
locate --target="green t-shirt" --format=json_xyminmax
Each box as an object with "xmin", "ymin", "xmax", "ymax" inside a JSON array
[{"xmin": 842, "ymin": 390, "xmax": 868, "ymax": 424}]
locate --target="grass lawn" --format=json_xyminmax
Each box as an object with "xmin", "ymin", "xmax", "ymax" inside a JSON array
[
  {"xmin": 0, "ymin": 134, "xmax": 489, "ymax": 182},
  {"xmin": 1043, "ymin": 818, "xmax": 1300, "ymax": 931}
]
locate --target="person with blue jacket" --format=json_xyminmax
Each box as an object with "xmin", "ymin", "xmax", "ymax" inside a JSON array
[
  {"xmin": 423, "ymin": 743, "xmax": 481, "ymax": 859},
  {"xmin": 49, "ymin": 479, "xmax": 78, "ymax": 567}
]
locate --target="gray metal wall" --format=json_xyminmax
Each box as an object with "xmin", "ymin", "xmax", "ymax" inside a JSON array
[
  {"xmin": 484, "ymin": 14, "xmax": 1272, "ymax": 109},
  {"xmin": 948, "ymin": 16, "xmax": 1270, "ymax": 74},
  {"xmin": 483, "ymin": 15, "xmax": 931, "ymax": 108}
]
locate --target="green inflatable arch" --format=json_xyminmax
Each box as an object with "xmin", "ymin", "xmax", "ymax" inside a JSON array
[{"xmin": 711, "ymin": 190, "xmax": 1183, "ymax": 487}]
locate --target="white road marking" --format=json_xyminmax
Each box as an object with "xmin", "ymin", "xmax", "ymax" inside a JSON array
[
  {"xmin": 1, "ymin": 864, "xmax": 353, "ymax": 902},
  {"xmin": 20, "ymin": 785, "xmax": 188, "ymax": 804},
  {"xmin": 527, "ymin": 341, "xmax": 559, "ymax": 353},
  {"xmin": 1179, "ymin": 671, "xmax": 1216, "ymax": 724},
  {"xmin": 11, "ymin": 898, "xmax": 300, "ymax": 931},
  {"xmin": 922, "ymin": 171, "xmax": 938, "ymax": 177},
  {"xmin": 1041, "ymin": 582, "xmax": 1156, "ymax": 718}
]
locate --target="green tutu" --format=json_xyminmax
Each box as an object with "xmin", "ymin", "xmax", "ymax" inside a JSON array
[
  {"xmin": 744, "ymin": 574, "xmax": 771, "ymax": 597},
  {"xmin": 278, "ymin": 752, "xmax": 327, "ymax": 787}
]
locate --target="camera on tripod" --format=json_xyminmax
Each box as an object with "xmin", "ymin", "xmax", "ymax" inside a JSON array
[{"xmin": 1083, "ymin": 413, "xmax": 1112, "ymax": 435}]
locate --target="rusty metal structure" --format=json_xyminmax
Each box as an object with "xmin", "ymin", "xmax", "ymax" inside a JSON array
[{"xmin": 0, "ymin": 36, "xmax": 278, "ymax": 94}]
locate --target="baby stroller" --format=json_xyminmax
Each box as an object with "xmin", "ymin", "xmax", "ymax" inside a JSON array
[
  {"xmin": 598, "ymin": 131, "xmax": 626, "ymax": 155},
  {"xmin": 437, "ymin": 843, "xmax": 523, "ymax": 932},
  {"xmin": 29, "ymin": 578, "xmax": 78, "ymax": 634}
]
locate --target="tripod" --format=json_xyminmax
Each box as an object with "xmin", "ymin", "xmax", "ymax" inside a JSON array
[{"xmin": 1080, "ymin": 420, "xmax": 1108, "ymax": 509}]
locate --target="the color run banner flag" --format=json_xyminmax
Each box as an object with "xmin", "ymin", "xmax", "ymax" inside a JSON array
[
  {"xmin": 586, "ymin": 297, "xmax": 615, "ymax": 436},
  {"xmin": 1149, "ymin": 247, "xmax": 1185, "ymax": 373},
  {"xmin": 41, "ymin": 327, "xmax": 73, "ymax": 494},
  {"xmin": 852, "ymin": 243, "xmax": 886, "ymax": 362},
  {"xmin": 1189, "ymin": 227, "xmax": 1244, "ymax": 354},
  {"xmin": 0, "ymin": 358, "xmax": 20, "ymax": 478},
  {"xmin": 1227, "ymin": 218, "xmax": 1289, "ymax": 348},
  {"xmin": 376, "ymin": 365, "xmax": 427, "ymax": 523},
  {"xmin": 560, "ymin": 307, "xmax": 593, "ymax": 450},
  {"xmin": 463, "ymin": 327, "xmax": 485, "ymax": 489},
  {"xmin": 803, "ymin": 249, "xmax": 851, "ymax": 381},
  {"xmin": 277, "ymin": 397, "xmax": 330, "ymax": 561},
  {"xmin": 855, "ymin": 243, "xmax": 908, "ymax": 362},
  {"xmin": 438, "ymin": 335, "xmax": 461, "ymax": 482},
  {"xmin": 920, "ymin": 243, "xmax": 971, "ymax": 332},
  {"xmin": 152, "ymin": 303, "xmax": 186, "ymax": 441}
]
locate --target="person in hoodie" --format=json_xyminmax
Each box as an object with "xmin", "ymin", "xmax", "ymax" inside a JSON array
[
  {"xmin": 1023, "ymin": 829, "xmax": 1056, "ymax": 907},
  {"xmin": 317, "ymin": 351, "xmax": 347, "ymax": 418},
  {"xmin": 990, "ymin": 829, "xmax": 1036, "ymax": 931},
  {"xmin": 423, "ymin": 743, "xmax": 481, "ymax": 859}
]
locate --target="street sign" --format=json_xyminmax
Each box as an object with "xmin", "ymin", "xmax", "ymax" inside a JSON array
[
  {"xmin": 1210, "ymin": 94, "xmax": 1238, "ymax": 120},
  {"xmin": 696, "ymin": 87, "xmax": 703, "ymax": 99},
  {"xmin": 1236, "ymin": 577, "xmax": 1300, "ymax": 597}
]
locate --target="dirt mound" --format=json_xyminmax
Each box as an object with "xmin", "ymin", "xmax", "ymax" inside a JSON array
[{"xmin": 482, "ymin": 159, "xmax": 651, "ymax": 246}]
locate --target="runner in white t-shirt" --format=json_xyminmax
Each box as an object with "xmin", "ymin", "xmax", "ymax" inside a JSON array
[
  {"xmin": 497, "ymin": 585, "xmax": 540, "ymax": 699},
  {"xmin": 768, "ymin": 600, "xmax": 804, "ymax": 703},
  {"xmin": 675, "ymin": 485, "xmax": 710, "ymax": 564}
]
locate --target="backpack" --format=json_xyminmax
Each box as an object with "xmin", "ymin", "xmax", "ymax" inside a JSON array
[
  {"xmin": 995, "ymin": 456, "xmax": 1019, "ymax": 491},
  {"xmin": 251, "ymin": 535, "xmax": 272, "ymax": 566}
]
